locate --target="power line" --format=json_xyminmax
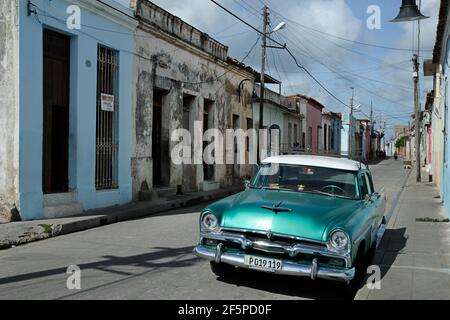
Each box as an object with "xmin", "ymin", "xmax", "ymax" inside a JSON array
[
  {"xmin": 231, "ymin": 0, "xmax": 261, "ymax": 18},
  {"xmin": 215, "ymin": 29, "xmax": 253, "ymax": 40},
  {"xmin": 208, "ymin": 0, "xmax": 352, "ymax": 109},
  {"xmin": 276, "ymin": 29, "xmax": 415, "ymax": 110},
  {"xmin": 274, "ymin": 15, "xmax": 412, "ymax": 73},
  {"xmin": 269, "ymin": 8, "xmax": 433, "ymax": 53},
  {"xmin": 212, "ymin": 11, "xmax": 257, "ymax": 37}
]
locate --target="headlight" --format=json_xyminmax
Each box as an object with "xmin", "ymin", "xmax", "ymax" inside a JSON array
[
  {"xmin": 328, "ymin": 230, "xmax": 350, "ymax": 252},
  {"xmin": 201, "ymin": 213, "xmax": 219, "ymax": 231}
]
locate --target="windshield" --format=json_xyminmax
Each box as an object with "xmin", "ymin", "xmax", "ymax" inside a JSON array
[{"xmin": 251, "ymin": 164, "xmax": 359, "ymax": 199}]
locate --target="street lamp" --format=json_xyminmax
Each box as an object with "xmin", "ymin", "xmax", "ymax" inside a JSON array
[
  {"xmin": 391, "ymin": 0, "xmax": 428, "ymax": 183},
  {"xmin": 390, "ymin": 0, "xmax": 429, "ymax": 22},
  {"xmin": 271, "ymin": 22, "xmax": 286, "ymax": 33}
]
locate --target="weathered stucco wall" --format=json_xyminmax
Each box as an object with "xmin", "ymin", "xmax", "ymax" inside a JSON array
[
  {"xmin": 0, "ymin": 0, "xmax": 19, "ymax": 221},
  {"xmin": 132, "ymin": 2, "xmax": 255, "ymax": 198},
  {"xmin": 283, "ymin": 113, "xmax": 302, "ymax": 150},
  {"xmin": 226, "ymin": 73, "xmax": 254, "ymax": 181},
  {"xmin": 133, "ymin": 26, "xmax": 226, "ymax": 195}
]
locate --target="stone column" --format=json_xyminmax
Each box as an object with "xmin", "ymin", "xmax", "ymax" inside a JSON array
[
  {"xmin": 167, "ymin": 83, "xmax": 183, "ymax": 189},
  {"xmin": 131, "ymin": 70, "xmax": 154, "ymax": 200}
]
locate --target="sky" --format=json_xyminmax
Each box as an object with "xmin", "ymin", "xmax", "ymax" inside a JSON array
[{"xmin": 150, "ymin": 0, "xmax": 441, "ymax": 140}]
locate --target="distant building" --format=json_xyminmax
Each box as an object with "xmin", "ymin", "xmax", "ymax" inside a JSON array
[
  {"xmin": 252, "ymin": 85, "xmax": 304, "ymax": 156},
  {"xmin": 322, "ymin": 110, "xmax": 342, "ymax": 155},
  {"xmin": 288, "ymin": 95, "xmax": 325, "ymax": 153}
]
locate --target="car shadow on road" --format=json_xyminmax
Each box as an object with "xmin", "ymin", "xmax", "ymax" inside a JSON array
[
  {"xmin": 215, "ymin": 228, "xmax": 408, "ymax": 300},
  {"xmin": 367, "ymin": 227, "xmax": 408, "ymax": 280},
  {"xmin": 0, "ymin": 246, "xmax": 199, "ymax": 287},
  {"xmin": 216, "ymin": 269, "xmax": 354, "ymax": 300}
]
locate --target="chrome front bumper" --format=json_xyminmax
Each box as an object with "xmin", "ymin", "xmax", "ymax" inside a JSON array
[
  {"xmin": 194, "ymin": 244, "xmax": 355, "ymax": 282},
  {"xmin": 198, "ymin": 231, "xmax": 352, "ymax": 267}
]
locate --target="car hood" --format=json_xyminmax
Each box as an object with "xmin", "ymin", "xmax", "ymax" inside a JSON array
[{"xmin": 218, "ymin": 188, "xmax": 361, "ymax": 242}]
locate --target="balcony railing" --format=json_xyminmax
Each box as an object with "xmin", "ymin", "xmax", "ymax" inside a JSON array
[{"xmin": 254, "ymin": 85, "xmax": 291, "ymax": 109}]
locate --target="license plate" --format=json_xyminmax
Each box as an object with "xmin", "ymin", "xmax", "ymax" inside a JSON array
[{"xmin": 244, "ymin": 255, "xmax": 282, "ymax": 272}]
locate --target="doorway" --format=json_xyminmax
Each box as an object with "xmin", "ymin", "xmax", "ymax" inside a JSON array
[
  {"xmin": 43, "ymin": 29, "xmax": 70, "ymax": 194},
  {"xmin": 182, "ymin": 94, "xmax": 196, "ymax": 191},
  {"xmin": 233, "ymin": 114, "xmax": 240, "ymax": 178},
  {"xmin": 203, "ymin": 100, "xmax": 215, "ymax": 181},
  {"xmin": 153, "ymin": 90, "xmax": 165, "ymax": 187}
]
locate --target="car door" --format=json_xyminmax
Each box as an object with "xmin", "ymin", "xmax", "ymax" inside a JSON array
[
  {"xmin": 358, "ymin": 170, "xmax": 378, "ymax": 244},
  {"xmin": 356, "ymin": 172, "xmax": 375, "ymax": 247},
  {"xmin": 363, "ymin": 171, "xmax": 384, "ymax": 244}
]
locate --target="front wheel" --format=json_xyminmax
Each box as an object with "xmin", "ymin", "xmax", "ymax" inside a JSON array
[{"xmin": 210, "ymin": 262, "xmax": 235, "ymax": 277}]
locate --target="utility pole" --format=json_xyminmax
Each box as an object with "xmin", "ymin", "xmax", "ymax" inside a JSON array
[
  {"xmin": 348, "ymin": 87, "xmax": 355, "ymax": 159},
  {"xmin": 412, "ymin": 54, "xmax": 421, "ymax": 182},
  {"xmin": 403, "ymin": 127, "xmax": 407, "ymax": 157},
  {"xmin": 408, "ymin": 121, "xmax": 412, "ymax": 160},
  {"xmin": 258, "ymin": 5, "xmax": 269, "ymax": 162}
]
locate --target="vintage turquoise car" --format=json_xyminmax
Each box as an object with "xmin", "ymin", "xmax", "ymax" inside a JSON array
[{"xmin": 194, "ymin": 155, "xmax": 387, "ymax": 283}]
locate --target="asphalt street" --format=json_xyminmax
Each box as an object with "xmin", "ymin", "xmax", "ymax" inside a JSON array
[{"xmin": 0, "ymin": 158, "xmax": 408, "ymax": 300}]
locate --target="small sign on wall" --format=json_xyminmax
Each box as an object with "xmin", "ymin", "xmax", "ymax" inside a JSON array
[{"xmin": 101, "ymin": 94, "xmax": 115, "ymax": 112}]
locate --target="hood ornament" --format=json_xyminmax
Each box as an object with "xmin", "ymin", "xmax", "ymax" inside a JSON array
[
  {"xmin": 266, "ymin": 230, "xmax": 273, "ymax": 240},
  {"xmin": 261, "ymin": 201, "xmax": 292, "ymax": 214}
]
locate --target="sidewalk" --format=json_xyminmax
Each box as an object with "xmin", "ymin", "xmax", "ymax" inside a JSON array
[
  {"xmin": 0, "ymin": 186, "xmax": 242, "ymax": 250},
  {"xmin": 356, "ymin": 168, "xmax": 450, "ymax": 300}
]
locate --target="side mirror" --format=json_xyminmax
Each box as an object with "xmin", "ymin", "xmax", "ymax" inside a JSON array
[
  {"xmin": 364, "ymin": 194, "xmax": 373, "ymax": 204},
  {"xmin": 244, "ymin": 180, "xmax": 251, "ymax": 189}
]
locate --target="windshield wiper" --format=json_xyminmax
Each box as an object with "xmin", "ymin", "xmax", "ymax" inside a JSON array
[
  {"xmin": 302, "ymin": 189, "xmax": 352, "ymax": 199},
  {"xmin": 262, "ymin": 186, "xmax": 296, "ymax": 192}
]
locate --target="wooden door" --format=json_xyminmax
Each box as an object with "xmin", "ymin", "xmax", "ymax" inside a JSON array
[
  {"xmin": 43, "ymin": 29, "xmax": 70, "ymax": 194},
  {"xmin": 153, "ymin": 92, "xmax": 163, "ymax": 187}
]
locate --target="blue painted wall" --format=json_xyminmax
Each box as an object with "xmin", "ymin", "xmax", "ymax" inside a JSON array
[{"xmin": 18, "ymin": 0, "xmax": 135, "ymax": 219}]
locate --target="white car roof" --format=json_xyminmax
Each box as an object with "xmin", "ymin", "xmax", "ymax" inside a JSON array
[{"xmin": 262, "ymin": 155, "xmax": 366, "ymax": 172}]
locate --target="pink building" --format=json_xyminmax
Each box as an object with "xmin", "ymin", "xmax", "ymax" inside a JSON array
[{"xmin": 288, "ymin": 94, "xmax": 324, "ymax": 153}]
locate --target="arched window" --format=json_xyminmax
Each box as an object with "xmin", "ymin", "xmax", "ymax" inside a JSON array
[{"xmin": 268, "ymin": 124, "xmax": 281, "ymax": 155}]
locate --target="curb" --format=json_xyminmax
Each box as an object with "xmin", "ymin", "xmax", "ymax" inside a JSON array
[{"xmin": 0, "ymin": 187, "xmax": 242, "ymax": 250}]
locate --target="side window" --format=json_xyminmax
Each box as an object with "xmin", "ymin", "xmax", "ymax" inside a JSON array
[
  {"xmin": 365, "ymin": 173, "xmax": 374, "ymax": 195},
  {"xmin": 358, "ymin": 173, "xmax": 369, "ymax": 198}
]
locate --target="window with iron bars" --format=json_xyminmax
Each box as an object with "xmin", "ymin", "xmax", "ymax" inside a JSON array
[{"xmin": 95, "ymin": 45, "xmax": 119, "ymax": 190}]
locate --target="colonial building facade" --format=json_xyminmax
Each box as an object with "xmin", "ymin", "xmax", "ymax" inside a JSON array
[
  {"xmin": 132, "ymin": 0, "xmax": 258, "ymax": 200},
  {"xmin": 0, "ymin": 0, "xmax": 137, "ymax": 221},
  {"xmin": 425, "ymin": 0, "xmax": 450, "ymax": 216}
]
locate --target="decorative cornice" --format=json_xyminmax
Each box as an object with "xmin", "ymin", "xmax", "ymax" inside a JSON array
[{"xmin": 69, "ymin": 0, "xmax": 138, "ymax": 31}]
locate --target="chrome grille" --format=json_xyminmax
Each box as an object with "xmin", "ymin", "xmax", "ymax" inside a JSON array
[{"xmin": 221, "ymin": 229, "xmax": 326, "ymax": 248}]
